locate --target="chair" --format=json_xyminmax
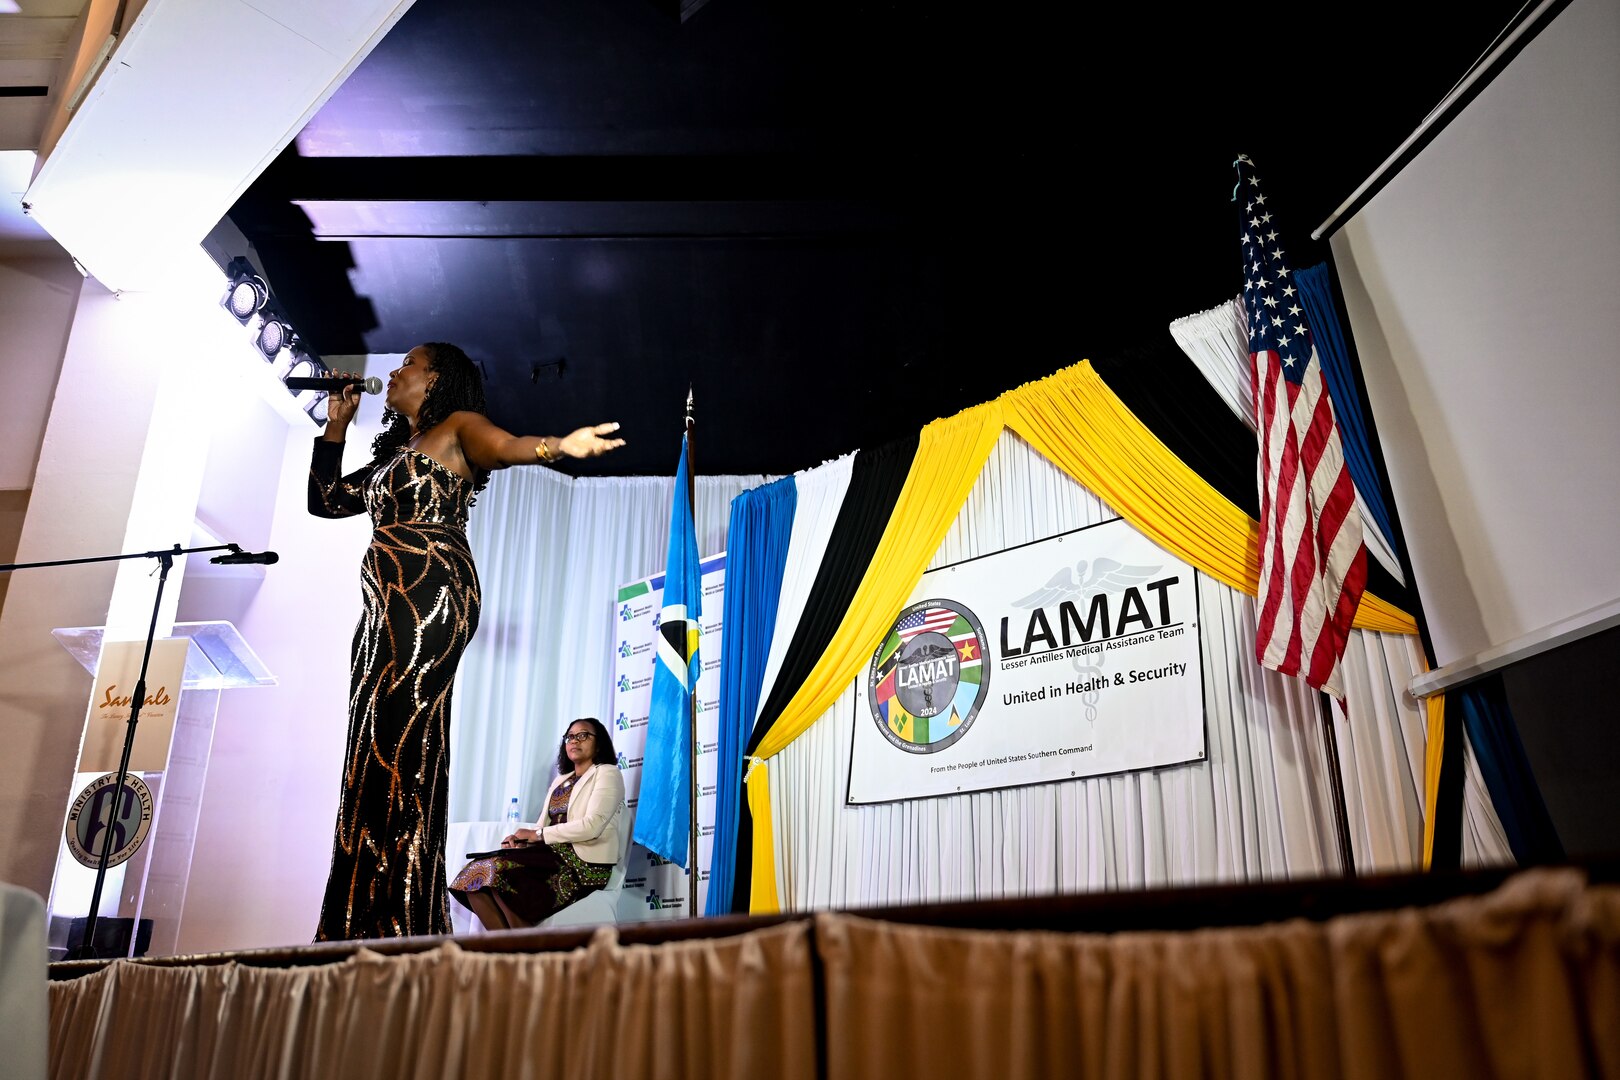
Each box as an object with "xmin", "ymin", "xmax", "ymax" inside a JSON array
[
  {"xmin": 540, "ymin": 829, "xmax": 629, "ymax": 928},
  {"xmin": 446, "ymin": 819, "xmax": 630, "ymax": 934}
]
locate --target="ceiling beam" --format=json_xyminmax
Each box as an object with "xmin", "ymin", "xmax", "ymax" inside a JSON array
[
  {"xmin": 250, "ymin": 153, "xmax": 885, "ymax": 203},
  {"xmin": 286, "ymin": 199, "xmax": 909, "ymax": 240}
]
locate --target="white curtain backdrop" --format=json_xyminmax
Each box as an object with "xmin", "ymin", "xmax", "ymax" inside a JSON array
[
  {"xmin": 764, "ymin": 431, "xmax": 1510, "ymax": 910},
  {"xmin": 449, "ymin": 467, "xmax": 767, "ymax": 822},
  {"xmin": 1169, "ymin": 299, "xmax": 1404, "ymax": 583}
]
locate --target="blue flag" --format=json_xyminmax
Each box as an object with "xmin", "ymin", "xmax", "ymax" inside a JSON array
[{"xmin": 632, "ymin": 433, "xmax": 701, "ymax": 866}]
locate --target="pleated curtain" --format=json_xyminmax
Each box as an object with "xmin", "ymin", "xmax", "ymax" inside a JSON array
[
  {"xmin": 734, "ymin": 359, "xmax": 1428, "ymax": 911},
  {"xmin": 761, "ymin": 430, "xmax": 1511, "ymax": 911},
  {"xmin": 450, "ymin": 466, "xmax": 768, "ymax": 823},
  {"xmin": 49, "ymin": 924, "xmax": 817, "ymax": 1080},
  {"xmin": 49, "ymin": 870, "xmax": 1618, "ymax": 1080},
  {"xmin": 816, "ymin": 869, "xmax": 1620, "ymax": 1080}
]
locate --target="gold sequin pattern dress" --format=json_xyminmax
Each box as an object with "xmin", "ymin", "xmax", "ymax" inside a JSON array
[{"xmin": 309, "ymin": 439, "xmax": 481, "ymax": 940}]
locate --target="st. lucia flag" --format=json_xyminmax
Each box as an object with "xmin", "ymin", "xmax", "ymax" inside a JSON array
[{"xmin": 632, "ymin": 433, "xmax": 701, "ymax": 867}]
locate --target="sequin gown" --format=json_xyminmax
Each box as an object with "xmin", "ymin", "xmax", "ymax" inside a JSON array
[{"xmin": 308, "ymin": 439, "xmax": 481, "ymax": 940}]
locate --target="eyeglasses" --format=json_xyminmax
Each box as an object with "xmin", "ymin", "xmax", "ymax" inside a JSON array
[{"xmin": 563, "ymin": 731, "xmax": 595, "ymax": 744}]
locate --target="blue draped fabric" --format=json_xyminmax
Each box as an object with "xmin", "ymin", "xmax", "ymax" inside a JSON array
[
  {"xmin": 1297, "ymin": 262, "xmax": 1401, "ymax": 561},
  {"xmin": 1453, "ymin": 674, "xmax": 1564, "ymax": 864},
  {"xmin": 706, "ymin": 476, "xmax": 797, "ymax": 914}
]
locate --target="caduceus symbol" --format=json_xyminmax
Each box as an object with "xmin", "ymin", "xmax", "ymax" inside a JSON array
[{"xmin": 1012, "ymin": 557, "xmax": 1162, "ymax": 723}]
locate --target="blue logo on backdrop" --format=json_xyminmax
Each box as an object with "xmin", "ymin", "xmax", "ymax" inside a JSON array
[
  {"xmin": 619, "ymin": 604, "xmax": 632, "ymax": 621},
  {"xmin": 618, "ymin": 640, "xmax": 632, "ymax": 658},
  {"xmin": 617, "ymin": 675, "xmax": 631, "ymax": 693},
  {"xmin": 615, "ymin": 712, "xmax": 629, "ymax": 731},
  {"xmin": 645, "ymin": 889, "xmax": 684, "ymax": 911}
]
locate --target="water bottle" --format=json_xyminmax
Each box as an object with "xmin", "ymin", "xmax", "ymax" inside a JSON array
[{"xmin": 503, "ymin": 796, "xmax": 521, "ymax": 833}]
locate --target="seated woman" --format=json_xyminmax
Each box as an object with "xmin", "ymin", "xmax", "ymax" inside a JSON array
[{"xmin": 449, "ymin": 716, "xmax": 625, "ymax": 930}]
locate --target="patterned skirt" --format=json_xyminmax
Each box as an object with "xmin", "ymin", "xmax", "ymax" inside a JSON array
[{"xmin": 449, "ymin": 842, "xmax": 614, "ymax": 927}]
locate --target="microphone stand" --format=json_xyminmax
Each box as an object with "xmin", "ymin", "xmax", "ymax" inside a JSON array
[{"xmin": 0, "ymin": 541, "xmax": 254, "ymax": 959}]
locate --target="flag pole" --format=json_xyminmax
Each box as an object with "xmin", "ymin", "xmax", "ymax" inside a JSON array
[
  {"xmin": 685, "ymin": 387, "xmax": 700, "ymax": 918},
  {"xmin": 1318, "ymin": 691, "xmax": 1357, "ymax": 876}
]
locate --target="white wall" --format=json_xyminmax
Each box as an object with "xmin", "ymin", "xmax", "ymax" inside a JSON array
[
  {"xmin": 1332, "ymin": 0, "xmax": 1620, "ymax": 665},
  {"xmin": 0, "ymin": 246, "xmax": 79, "ymax": 615},
  {"xmin": 0, "ymin": 249, "xmax": 79, "ymax": 490}
]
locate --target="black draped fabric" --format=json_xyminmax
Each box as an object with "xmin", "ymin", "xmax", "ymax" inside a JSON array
[
  {"xmin": 731, "ymin": 434, "xmax": 918, "ymax": 912},
  {"xmin": 1089, "ymin": 341, "xmax": 1413, "ymax": 614},
  {"xmin": 308, "ymin": 439, "xmax": 482, "ymax": 940}
]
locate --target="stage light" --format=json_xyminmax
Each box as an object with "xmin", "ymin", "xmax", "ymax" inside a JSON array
[
  {"xmin": 283, "ymin": 351, "xmax": 330, "ymax": 425},
  {"xmin": 220, "ymin": 257, "xmax": 268, "ymax": 325},
  {"xmin": 265, "ymin": 338, "xmax": 301, "ymax": 379},
  {"xmin": 283, "ymin": 353, "xmax": 329, "ymax": 392},
  {"xmin": 254, "ymin": 313, "xmax": 292, "ymax": 359}
]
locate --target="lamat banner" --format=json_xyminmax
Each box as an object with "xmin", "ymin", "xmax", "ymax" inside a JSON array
[{"xmin": 848, "ymin": 519, "xmax": 1205, "ymax": 804}]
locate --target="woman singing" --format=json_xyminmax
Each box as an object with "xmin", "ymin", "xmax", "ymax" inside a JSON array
[{"xmin": 308, "ymin": 342, "xmax": 624, "ymax": 941}]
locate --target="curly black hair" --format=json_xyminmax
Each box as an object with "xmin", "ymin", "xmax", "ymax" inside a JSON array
[
  {"xmin": 369, "ymin": 342, "xmax": 492, "ymax": 499},
  {"xmin": 553, "ymin": 716, "xmax": 618, "ymax": 776}
]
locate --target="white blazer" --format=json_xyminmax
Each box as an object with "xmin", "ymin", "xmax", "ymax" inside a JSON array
[{"xmin": 535, "ymin": 763, "xmax": 625, "ymax": 865}]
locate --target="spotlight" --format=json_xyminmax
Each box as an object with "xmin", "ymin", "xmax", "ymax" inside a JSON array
[
  {"xmin": 220, "ymin": 257, "xmax": 268, "ymax": 325},
  {"xmin": 291, "ymin": 351, "xmax": 332, "ymax": 427},
  {"xmin": 283, "ymin": 353, "xmax": 329, "ymax": 396},
  {"xmin": 286, "ymin": 352, "xmax": 331, "ymax": 426},
  {"xmin": 254, "ymin": 312, "xmax": 293, "ymax": 359}
]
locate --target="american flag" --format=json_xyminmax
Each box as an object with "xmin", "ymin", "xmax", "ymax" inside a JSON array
[
  {"xmin": 895, "ymin": 607, "xmax": 958, "ymax": 643},
  {"xmin": 1237, "ymin": 155, "xmax": 1366, "ymax": 699}
]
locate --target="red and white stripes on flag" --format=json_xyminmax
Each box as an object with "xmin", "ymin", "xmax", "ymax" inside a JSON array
[
  {"xmin": 1252, "ymin": 345, "xmax": 1367, "ymax": 698},
  {"xmin": 1236, "ymin": 154, "xmax": 1367, "ymax": 700}
]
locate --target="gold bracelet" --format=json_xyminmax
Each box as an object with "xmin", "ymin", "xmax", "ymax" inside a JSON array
[{"xmin": 535, "ymin": 439, "xmax": 556, "ymax": 463}]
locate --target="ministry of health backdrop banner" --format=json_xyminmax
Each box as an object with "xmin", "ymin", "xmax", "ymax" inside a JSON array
[
  {"xmin": 611, "ymin": 555, "xmax": 725, "ymax": 917},
  {"xmin": 848, "ymin": 520, "xmax": 1205, "ymax": 804}
]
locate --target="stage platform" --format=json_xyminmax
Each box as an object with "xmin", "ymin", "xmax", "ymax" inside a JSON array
[{"xmin": 43, "ymin": 860, "xmax": 1620, "ymax": 1080}]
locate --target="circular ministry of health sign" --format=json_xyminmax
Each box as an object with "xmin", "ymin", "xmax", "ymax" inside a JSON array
[{"xmin": 64, "ymin": 772, "xmax": 154, "ymax": 869}]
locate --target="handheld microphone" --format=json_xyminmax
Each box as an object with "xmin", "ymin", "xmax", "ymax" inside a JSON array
[
  {"xmin": 285, "ymin": 375, "xmax": 383, "ymax": 395},
  {"xmin": 210, "ymin": 549, "xmax": 280, "ymax": 565}
]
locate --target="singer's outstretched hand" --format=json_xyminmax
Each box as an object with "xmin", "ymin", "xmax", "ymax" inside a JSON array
[{"xmin": 557, "ymin": 422, "xmax": 626, "ymax": 459}]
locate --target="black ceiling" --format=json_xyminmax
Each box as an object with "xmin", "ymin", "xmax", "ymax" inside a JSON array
[{"xmin": 226, "ymin": 0, "xmax": 1530, "ymax": 476}]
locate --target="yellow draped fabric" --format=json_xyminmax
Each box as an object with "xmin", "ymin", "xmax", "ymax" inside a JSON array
[
  {"xmin": 1353, "ymin": 590, "xmax": 1420, "ymax": 635},
  {"xmin": 1003, "ymin": 363, "xmax": 1415, "ymax": 636},
  {"xmin": 746, "ymin": 359, "xmax": 1419, "ymax": 912},
  {"xmin": 1423, "ymin": 692, "xmax": 1447, "ymax": 870},
  {"xmin": 747, "ymin": 759, "xmax": 781, "ymax": 914},
  {"xmin": 1002, "ymin": 362, "xmax": 1260, "ymax": 596}
]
